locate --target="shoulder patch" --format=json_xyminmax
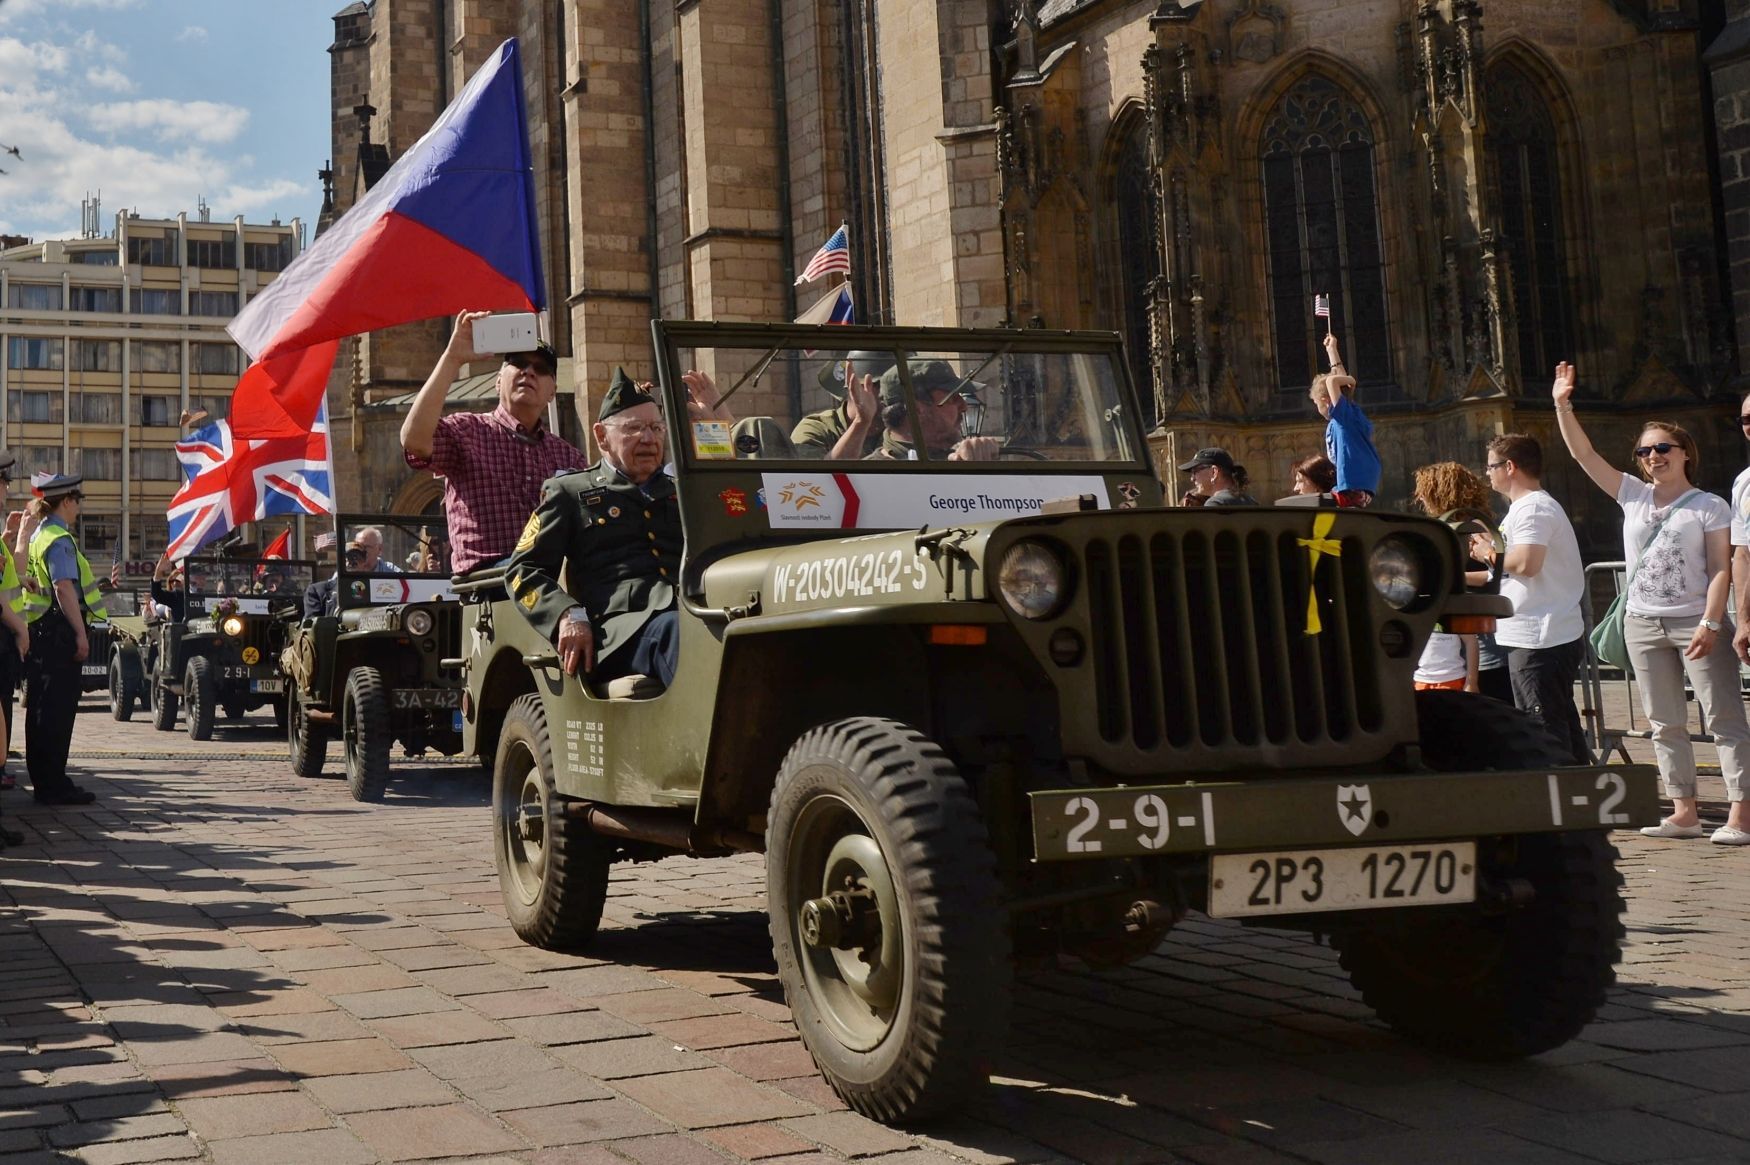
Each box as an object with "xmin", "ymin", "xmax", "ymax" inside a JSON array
[{"xmin": 515, "ymin": 513, "xmax": 541, "ymax": 553}]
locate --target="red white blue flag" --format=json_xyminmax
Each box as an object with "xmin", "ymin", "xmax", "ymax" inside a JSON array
[
  {"xmin": 227, "ymin": 38, "xmax": 545, "ymax": 381},
  {"xmin": 165, "ymin": 404, "xmax": 334, "ymax": 560},
  {"xmin": 795, "ymin": 225, "xmax": 851, "ymax": 285},
  {"xmin": 796, "ymin": 285, "xmax": 854, "ymax": 327},
  {"xmin": 1313, "ymin": 293, "xmax": 1331, "ymax": 318}
]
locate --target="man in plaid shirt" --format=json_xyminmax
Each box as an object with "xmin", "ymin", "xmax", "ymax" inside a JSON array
[{"xmin": 401, "ymin": 310, "xmax": 585, "ymax": 574}]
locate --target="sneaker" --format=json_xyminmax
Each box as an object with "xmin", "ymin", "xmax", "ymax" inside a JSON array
[
  {"xmin": 1709, "ymin": 825, "xmax": 1750, "ymax": 846},
  {"xmin": 1639, "ymin": 820, "xmax": 1706, "ymax": 839}
]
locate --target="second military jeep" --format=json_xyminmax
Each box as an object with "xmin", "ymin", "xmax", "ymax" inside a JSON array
[
  {"xmin": 280, "ymin": 516, "xmax": 464, "ymax": 801},
  {"xmin": 149, "ymin": 554, "xmax": 313, "ymax": 739},
  {"xmin": 459, "ymin": 323, "xmax": 1660, "ymax": 1124},
  {"xmin": 101, "ymin": 589, "xmax": 152, "ymax": 721}
]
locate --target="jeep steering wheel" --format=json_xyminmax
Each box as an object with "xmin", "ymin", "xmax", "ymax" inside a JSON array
[{"xmin": 997, "ymin": 445, "xmax": 1049, "ymax": 461}]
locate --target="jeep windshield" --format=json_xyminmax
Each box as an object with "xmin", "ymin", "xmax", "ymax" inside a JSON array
[
  {"xmin": 334, "ymin": 515, "xmax": 456, "ymax": 608},
  {"xmin": 182, "ymin": 556, "xmax": 316, "ymax": 615},
  {"xmin": 655, "ymin": 325, "xmax": 1149, "ymax": 471}
]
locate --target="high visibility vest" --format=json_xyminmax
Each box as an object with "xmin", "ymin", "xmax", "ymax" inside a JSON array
[
  {"xmin": 0, "ymin": 540, "xmax": 21, "ymax": 616},
  {"xmin": 23, "ymin": 523, "xmax": 107, "ymax": 624}
]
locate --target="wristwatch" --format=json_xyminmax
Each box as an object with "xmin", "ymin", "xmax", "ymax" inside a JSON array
[{"xmin": 1701, "ymin": 618, "xmax": 1722, "ymax": 632}]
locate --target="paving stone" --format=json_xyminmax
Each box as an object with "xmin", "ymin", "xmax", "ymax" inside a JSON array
[
  {"xmin": 465, "ymin": 989, "xmax": 579, "ymax": 1020},
  {"xmin": 303, "ymin": 1068, "xmax": 459, "ymax": 1114},
  {"xmin": 206, "ymin": 1127, "xmax": 378, "ymax": 1165},
  {"xmin": 344, "ymin": 1103, "xmax": 526, "ymax": 1160},
  {"xmin": 551, "ymin": 1035, "xmax": 713, "ymax": 1080},
  {"xmin": 330, "ymin": 987, "xmax": 462, "ymax": 1021},
  {"xmin": 269, "ymin": 1038, "xmax": 413, "ymax": 1078},
  {"xmin": 367, "ymin": 1009, "xmax": 508, "ymax": 1048},
  {"xmin": 142, "ymin": 1059, "xmax": 298, "ymax": 1099},
  {"xmin": 174, "ymin": 1090, "xmax": 333, "ymax": 1140},
  {"xmin": 1493, "ymin": 1108, "xmax": 1750, "ymax": 1164},
  {"xmin": 783, "ymin": 1110, "xmax": 916, "ymax": 1157},
  {"xmin": 594, "ymin": 989, "xmax": 733, "ymax": 1025},
  {"xmin": 497, "ymin": 1098, "xmax": 673, "ymax": 1147},
  {"xmin": 700, "ymin": 1121, "xmax": 821, "ymax": 1160},
  {"xmin": 501, "ymin": 1011, "xmax": 644, "ymax": 1047},
  {"xmin": 234, "ymin": 1010, "xmax": 371, "ymax": 1045},
  {"xmin": 614, "ymin": 1068, "xmax": 815, "ymax": 1129},
  {"xmin": 43, "ymin": 1112, "xmax": 184, "ymax": 1148},
  {"xmin": 610, "ymin": 1131, "xmax": 737, "ymax": 1164},
  {"xmin": 708, "ymin": 1041, "xmax": 820, "ymax": 1083},
  {"xmin": 72, "ymin": 1134, "xmax": 204, "ymax": 1165},
  {"xmin": 297, "ymin": 965, "xmax": 422, "ymax": 995},
  {"xmin": 648, "ymin": 1014, "xmax": 794, "ymax": 1051}
]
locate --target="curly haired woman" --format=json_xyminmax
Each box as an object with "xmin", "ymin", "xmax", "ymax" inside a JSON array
[{"xmin": 1405, "ymin": 463, "xmax": 1494, "ymax": 691}]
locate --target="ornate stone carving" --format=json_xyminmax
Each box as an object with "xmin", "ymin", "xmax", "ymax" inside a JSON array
[{"xmin": 1226, "ymin": 1, "xmax": 1284, "ymax": 66}]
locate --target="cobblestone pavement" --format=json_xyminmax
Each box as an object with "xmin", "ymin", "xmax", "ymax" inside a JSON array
[{"xmin": 1, "ymin": 695, "xmax": 1747, "ymax": 1165}]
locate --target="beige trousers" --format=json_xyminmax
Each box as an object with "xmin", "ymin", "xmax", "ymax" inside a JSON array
[{"xmin": 1624, "ymin": 613, "xmax": 1749, "ymax": 802}]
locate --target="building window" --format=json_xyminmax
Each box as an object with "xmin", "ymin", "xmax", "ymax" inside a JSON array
[
  {"xmin": 130, "ymin": 288, "xmax": 181, "ymax": 315},
  {"xmin": 71, "ymin": 392, "xmax": 123, "ymax": 424},
  {"xmin": 132, "ymin": 515, "xmax": 168, "ymax": 559},
  {"xmin": 1109, "ymin": 115, "xmax": 1163, "ymax": 432},
  {"xmin": 189, "ymin": 290, "xmax": 238, "ymax": 317},
  {"xmin": 8, "ymin": 392, "xmax": 62, "ymax": 423},
  {"xmin": 7, "ymin": 283, "xmax": 63, "ymax": 311},
  {"xmin": 194, "ymin": 343, "xmax": 241, "ymax": 375},
  {"xmin": 69, "ymin": 285, "xmax": 123, "ymax": 313},
  {"xmin": 130, "ymin": 341, "xmax": 182, "ymax": 374},
  {"xmin": 139, "ymin": 395, "xmax": 178, "ymax": 426},
  {"xmin": 72, "ymin": 448, "xmax": 122, "ymax": 480},
  {"xmin": 78, "ymin": 514, "xmax": 119, "ymax": 559},
  {"xmin": 1260, "ymin": 75, "xmax": 1391, "ymax": 393},
  {"xmin": 126, "ymin": 232, "xmax": 179, "ymax": 266},
  {"xmin": 193, "ymin": 395, "xmax": 229, "ymax": 423},
  {"xmin": 1487, "ymin": 63, "xmax": 1573, "ymax": 386},
  {"xmin": 17, "ymin": 445, "xmax": 60, "ymax": 474},
  {"xmin": 6, "ymin": 337, "xmax": 63, "ymax": 370},
  {"xmin": 245, "ymin": 238, "xmax": 293, "ymax": 272},
  {"xmin": 136, "ymin": 448, "xmax": 183, "ymax": 481},
  {"xmin": 186, "ymin": 237, "xmax": 236, "ymax": 269},
  {"xmin": 72, "ymin": 339, "xmax": 122, "ymax": 372},
  {"xmin": 70, "ymin": 249, "xmax": 120, "ymax": 266}
]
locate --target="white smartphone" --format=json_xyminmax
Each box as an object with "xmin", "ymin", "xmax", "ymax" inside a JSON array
[{"xmin": 472, "ymin": 312, "xmax": 541, "ymax": 355}]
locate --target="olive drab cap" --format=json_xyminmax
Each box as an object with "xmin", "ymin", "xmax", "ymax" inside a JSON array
[
  {"xmin": 597, "ymin": 366, "xmax": 655, "ymax": 422},
  {"xmin": 877, "ymin": 360, "xmax": 984, "ymax": 411},
  {"xmin": 31, "ymin": 471, "xmax": 82, "ymax": 500},
  {"xmin": 815, "ymin": 350, "xmax": 895, "ymax": 399}
]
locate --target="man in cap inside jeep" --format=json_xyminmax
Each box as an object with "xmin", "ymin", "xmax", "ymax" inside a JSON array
[{"xmin": 868, "ymin": 360, "xmax": 999, "ymax": 461}]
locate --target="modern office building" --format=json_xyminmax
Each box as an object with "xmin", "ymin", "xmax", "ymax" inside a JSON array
[{"xmin": 0, "ymin": 208, "xmax": 304, "ymax": 572}]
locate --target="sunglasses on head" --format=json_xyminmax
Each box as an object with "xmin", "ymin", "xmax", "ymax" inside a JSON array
[
  {"xmin": 505, "ymin": 353, "xmax": 555, "ymax": 377},
  {"xmin": 1634, "ymin": 442, "xmax": 1678, "ymax": 460}
]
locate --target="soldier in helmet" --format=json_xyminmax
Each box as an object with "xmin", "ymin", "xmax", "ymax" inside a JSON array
[
  {"xmin": 791, "ymin": 351, "xmax": 891, "ymax": 460},
  {"xmin": 20, "ymin": 472, "xmax": 101, "ymax": 805}
]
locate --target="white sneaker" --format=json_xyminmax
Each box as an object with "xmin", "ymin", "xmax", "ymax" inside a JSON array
[
  {"xmin": 1709, "ymin": 825, "xmax": 1750, "ymax": 846},
  {"xmin": 1639, "ymin": 820, "xmax": 1706, "ymax": 839}
]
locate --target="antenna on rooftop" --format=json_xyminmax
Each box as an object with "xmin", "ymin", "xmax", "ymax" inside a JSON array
[
  {"xmin": 197, "ymin": 195, "xmax": 211, "ymax": 223},
  {"xmin": 80, "ymin": 192, "xmax": 102, "ymax": 239}
]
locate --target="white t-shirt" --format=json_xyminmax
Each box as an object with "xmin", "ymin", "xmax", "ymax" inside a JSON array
[
  {"xmin": 1496, "ymin": 489, "xmax": 1585, "ymax": 649},
  {"xmin": 1617, "ymin": 475, "xmax": 1730, "ymax": 619},
  {"xmin": 1414, "ymin": 631, "xmax": 1466, "ymax": 685},
  {"xmin": 1730, "ymin": 464, "xmax": 1750, "ymax": 548}
]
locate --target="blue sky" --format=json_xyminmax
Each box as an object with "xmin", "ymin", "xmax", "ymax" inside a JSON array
[{"xmin": 0, "ymin": 0, "xmax": 331, "ymax": 241}]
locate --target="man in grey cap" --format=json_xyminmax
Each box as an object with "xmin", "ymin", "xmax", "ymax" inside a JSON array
[
  {"xmin": 869, "ymin": 360, "xmax": 1000, "ymax": 461},
  {"xmin": 21, "ymin": 471, "xmax": 101, "ymax": 805},
  {"xmin": 1178, "ymin": 447, "xmax": 1258, "ymax": 506}
]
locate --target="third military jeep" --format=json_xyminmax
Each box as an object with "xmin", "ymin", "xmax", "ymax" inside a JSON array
[
  {"xmin": 281, "ymin": 516, "xmax": 465, "ymax": 801},
  {"xmin": 459, "ymin": 322, "xmax": 1661, "ymax": 1124}
]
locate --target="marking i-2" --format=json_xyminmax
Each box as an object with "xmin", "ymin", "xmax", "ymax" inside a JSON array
[{"xmin": 770, "ymin": 548, "xmax": 928, "ymax": 606}]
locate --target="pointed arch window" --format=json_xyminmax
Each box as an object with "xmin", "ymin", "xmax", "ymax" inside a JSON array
[
  {"xmin": 1110, "ymin": 115, "xmax": 1162, "ymax": 431},
  {"xmin": 1486, "ymin": 63, "xmax": 1572, "ymax": 385},
  {"xmin": 1260, "ymin": 76, "xmax": 1391, "ymax": 393}
]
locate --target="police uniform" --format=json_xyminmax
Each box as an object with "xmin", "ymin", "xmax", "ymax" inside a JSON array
[
  {"xmin": 0, "ymin": 451, "xmax": 25, "ymax": 746},
  {"xmin": 22, "ymin": 473, "xmax": 102, "ymax": 805},
  {"xmin": 504, "ymin": 379, "xmax": 685, "ymax": 686}
]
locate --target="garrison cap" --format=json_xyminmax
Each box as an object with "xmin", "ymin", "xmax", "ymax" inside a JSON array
[
  {"xmin": 877, "ymin": 360, "xmax": 983, "ymax": 411},
  {"xmin": 31, "ymin": 471, "xmax": 82, "ymax": 500},
  {"xmin": 815, "ymin": 350, "xmax": 895, "ymax": 399},
  {"xmin": 597, "ymin": 366, "xmax": 656, "ymax": 422}
]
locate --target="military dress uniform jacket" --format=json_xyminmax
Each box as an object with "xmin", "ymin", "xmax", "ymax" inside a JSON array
[{"xmin": 505, "ymin": 462, "xmax": 684, "ymax": 664}]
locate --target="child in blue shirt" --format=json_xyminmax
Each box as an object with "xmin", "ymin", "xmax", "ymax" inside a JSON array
[{"xmin": 1311, "ymin": 333, "xmax": 1382, "ymax": 507}]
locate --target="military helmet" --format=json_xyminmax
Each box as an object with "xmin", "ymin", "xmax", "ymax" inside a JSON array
[{"xmin": 815, "ymin": 350, "xmax": 895, "ymax": 400}]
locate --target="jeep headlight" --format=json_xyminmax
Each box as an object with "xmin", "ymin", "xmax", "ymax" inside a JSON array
[
  {"xmin": 221, "ymin": 615, "xmax": 245, "ymax": 637},
  {"xmin": 998, "ymin": 541, "xmax": 1068, "ymax": 620},
  {"xmin": 1368, "ymin": 538, "xmax": 1422, "ymax": 610},
  {"xmin": 404, "ymin": 608, "xmax": 433, "ymax": 637}
]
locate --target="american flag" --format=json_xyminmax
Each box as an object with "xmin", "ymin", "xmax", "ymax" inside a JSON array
[
  {"xmin": 313, "ymin": 531, "xmax": 338, "ymax": 551},
  {"xmin": 795, "ymin": 225, "xmax": 851, "ymax": 285},
  {"xmin": 1313, "ymin": 293, "xmax": 1331, "ymax": 318},
  {"xmin": 165, "ymin": 404, "xmax": 334, "ymax": 560}
]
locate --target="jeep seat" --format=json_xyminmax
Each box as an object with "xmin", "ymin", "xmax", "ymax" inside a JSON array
[{"xmin": 592, "ymin": 674, "xmax": 664, "ymax": 700}]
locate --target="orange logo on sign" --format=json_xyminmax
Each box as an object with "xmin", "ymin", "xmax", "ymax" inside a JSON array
[{"xmin": 778, "ymin": 482, "xmax": 826, "ymax": 510}]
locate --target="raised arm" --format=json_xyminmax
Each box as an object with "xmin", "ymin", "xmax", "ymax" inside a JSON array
[
  {"xmin": 401, "ymin": 311, "xmax": 489, "ymax": 460},
  {"xmin": 1550, "ymin": 362, "xmax": 1620, "ymax": 497}
]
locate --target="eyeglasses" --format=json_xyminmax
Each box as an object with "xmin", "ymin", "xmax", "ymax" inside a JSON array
[
  {"xmin": 1634, "ymin": 442, "xmax": 1678, "ymax": 459},
  {"xmin": 605, "ymin": 421, "xmax": 664, "ymax": 439},
  {"xmin": 1737, "ymin": 416, "xmax": 1750, "ymax": 428},
  {"xmin": 1486, "ymin": 462, "xmax": 1507, "ymax": 471},
  {"xmin": 505, "ymin": 354, "xmax": 555, "ymax": 377}
]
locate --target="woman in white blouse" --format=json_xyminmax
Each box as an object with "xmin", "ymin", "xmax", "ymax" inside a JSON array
[{"xmin": 1552, "ymin": 362, "xmax": 1750, "ymax": 845}]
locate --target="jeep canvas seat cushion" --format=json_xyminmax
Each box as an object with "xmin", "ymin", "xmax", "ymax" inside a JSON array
[{"xmin": 591, "ymin": 673, "xmax": 664, "ymax": 700}]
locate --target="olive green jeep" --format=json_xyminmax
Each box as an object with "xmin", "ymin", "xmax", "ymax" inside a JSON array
[
  {"xmin": 459, "ymin": 322, "xmax": 1661, "ymax": 1124},
  {"xmin": 100, "ymin": 589, "xmax": 151, "ymax": 721},
  {"xmin": 280, "ymin": 516, "xmax": 465, "ymax": 802}
]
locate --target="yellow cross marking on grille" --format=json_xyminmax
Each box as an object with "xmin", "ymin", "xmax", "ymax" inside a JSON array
[{"xmin": 1296, "ymin": 512, "xmax": 1341, "ymax": 636}]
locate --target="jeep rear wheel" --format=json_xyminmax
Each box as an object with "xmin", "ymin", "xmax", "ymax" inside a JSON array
[
  {"xmin": 150, "ymin": 675, "xmax": 177, "ymax": 731},
  {"xmin": 184, "ymin": 657, "xmax": 215, "ymax": 741},
  {"xmin": 1334, "ymin": 691, "xmax": 1625, "ymax": 1059},
  {"xmin": 493, "ymin": 693, "xmax": 609, "ymax": 948},
  {"xmin": 288, "ymin": 688, "xmax": 326, "ymax": 779},
  {"xmin": 767, "ymin": 717, "xmax": 1009, "ymax": 1123},
  {"xmin": 108, "ymin": 655, "xmax": 136, "ymax": 722},
  {"xmin": 342, "ymin": 667, "xmax": 391, "ymax": 802}
]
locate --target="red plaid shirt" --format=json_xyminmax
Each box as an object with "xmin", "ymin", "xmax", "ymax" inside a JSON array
[{"xmin": 405, "ymin": 405, "xmax": 584, "ymax": 573}]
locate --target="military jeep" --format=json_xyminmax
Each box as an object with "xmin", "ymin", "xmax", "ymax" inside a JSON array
[
  {"xmin": 101, "ymin": 589, "xmax": 152, "ymax": 721},
  {"xmin": 459, "ymin": 322, "xmax": 1661, "ymax": 1124},
  {"xmin": 281, "ymin": 516, "xmax": 464, "ymax": 802},
  {"xmin": 149, "ymin": 554, "xmax": 313, "ymax": 739}
]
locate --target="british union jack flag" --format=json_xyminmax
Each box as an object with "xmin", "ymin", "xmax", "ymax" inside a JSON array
[{"xmin": 165, "ymin": 403, "xmax": 333, "ymax": 560}]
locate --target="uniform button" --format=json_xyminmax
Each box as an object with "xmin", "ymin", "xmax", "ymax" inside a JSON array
[
  {"xmin": 643, "ymin": 510, "xmax": 652, "ymax": 519},
  {"xmin": 659, "ymin": 567, "xmax": 669, "ymax": 576},
  {"xmin": 647, "ymin": 532, "xmax": 656, "ymax": 541},
  {"xmin": 650, "ymin": 549, "xmax": 660, "ymax": 557}
]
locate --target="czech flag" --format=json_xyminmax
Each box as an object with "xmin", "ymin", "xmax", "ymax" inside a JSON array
[{"xmin": 227, "ymin": 38, "xmax": 545, "ymax": 371}]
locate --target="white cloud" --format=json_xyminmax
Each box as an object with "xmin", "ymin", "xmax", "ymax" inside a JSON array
[
  {"xmin": 85, "ymin": 64, "xmax": 133, "ymax": 93},
  {"xmin": 176, "ymin": 26, "xmax": 208, "ymax": 44},
  {"xmin": 0, "ymin": 0, "xmax": 140, "ymax": 23},
  {"xmin": 73, "ymin": 29, "xmax": 126, "ymax": 62},
  {"xmin": 86, "ymin": 99, "xmax": 250, "ymax": 144},
  {"xmin": 0, "ymin": 36, "xmax": 70, "ymax": 77}
]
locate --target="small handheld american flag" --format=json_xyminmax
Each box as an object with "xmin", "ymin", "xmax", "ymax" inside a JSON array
[
  {"xmin": 796, "ymin": 225, "xmax": 851, "ymax": 285},
  {"xmin": 314, "ymin": 531, "xmax": 337, "ymax": 551},
  {"xmin": 1313, "ymin": 293, "xmax": 1330, "ymax": 318}
]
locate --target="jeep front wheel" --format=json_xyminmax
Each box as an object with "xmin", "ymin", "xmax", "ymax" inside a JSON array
[
  {"xmin": 342, "ymin": 667, "xmax": 391, "ymax": 802},
  {"xmin": 108, "ymin": 654, "xmax": 136, "ymax": 722},
  {"xmin": 184, "ymin": 657, "xmax": 215, "ymax": 741},
  {"xmin": 493, "ymin": 693, "xmax": 609, "ymax": 948},
  {"xmin": 1334, "ymin": 691, "xmax": 1626, "ymax": 1059},
  {"xmin": 288, "ymin": 687, "xmax": 326, "ymax": 779},
  {"xmin": 150, "ymin": 675, "xmax": 177, "ymax": 731},
  {"xmin": 767, "ymin": 717, "xmax": 1009, "ymax": 1123}
]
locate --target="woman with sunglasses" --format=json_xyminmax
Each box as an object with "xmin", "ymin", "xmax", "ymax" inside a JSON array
[{"xmin": 1552, "ymin": 362, "xmax": 1750, "ymax": 845}]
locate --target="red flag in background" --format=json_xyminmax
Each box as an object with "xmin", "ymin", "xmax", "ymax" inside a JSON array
[
  {"xmin": 226, "ymin": 340, "xmax": 341, "ymax": 439},
  {"xmin": 262, "ymin": 529, "xmax": 291, "ymax": 559}
]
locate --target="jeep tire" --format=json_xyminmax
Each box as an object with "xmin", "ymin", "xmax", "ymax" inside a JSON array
[
  {"xmin": 1334, "ymin": 691, "xmax": 1625, "ymax": 1060},
  {"xmin": 493, "ymin": 693, "xmax": 609, "ymax": 948},
  {"xmin": 342, "ymin": 667, "xmax": 391, "ymax": 802},
  {"xmin": 150, "ymin": 674, "xmax": 178, "ymax": 731},
  {"xmin": 288, "ymin": 687, "xmax": 326, "ymax": 779},
  {"xmin": 108, "ymin": 654, "xmax": 137, "ymax": 722},
  {"xmin": 184, "ymin": 657, "xmax": 215, "ymax": 741},
  {"xmin": 766, "ymin": 717, "xmax": 1009, "ymax": 1123}
]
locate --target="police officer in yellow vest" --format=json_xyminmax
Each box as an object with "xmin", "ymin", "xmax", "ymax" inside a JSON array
[{"xmin": 22, "ymin": 472, "xmax": 101, "ymax": 805}]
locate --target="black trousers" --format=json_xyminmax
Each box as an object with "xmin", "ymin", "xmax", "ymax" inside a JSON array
[
  {"xmin": 597, "ymin": 610, "xmax": 680, "ymax": 687},
  {"xmin": 0, "ymin": 632, "xmax": 19, "ymax": 752},
  {"xmin": 25, "ymin": 612, "xmax": 81, "ymax": 797},
  {"xmin": 1505, "ymin": 638, "xmax": 1591, "ymax": 765}
]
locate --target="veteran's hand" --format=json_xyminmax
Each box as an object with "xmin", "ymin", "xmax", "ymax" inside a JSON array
[{"xmin": 558, "ymin": 614, "xmax": 595, "ymax": 677}]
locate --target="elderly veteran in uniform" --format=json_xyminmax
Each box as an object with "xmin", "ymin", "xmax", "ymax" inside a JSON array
[
  {"xmin": 791, "ymin": 351, "xmax": 892, "ymax": 460},
  {"xmin": 868, "ymin": 360, "xmax": 1000, "ymax": 461},
  {"xmin": 504, "ymin": 377, "xmax": 684, "ymax": 690},
  {"xmin": 401, "ymin": 310, "xmax": 585, "ymax": 574},
  {"xmin": 21, "ymin": 472, "xmax": 101, "ymax": 805}
]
